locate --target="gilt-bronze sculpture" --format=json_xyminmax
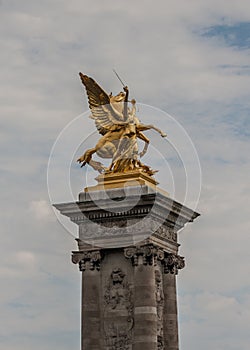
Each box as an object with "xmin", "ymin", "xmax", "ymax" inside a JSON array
[{"xmin": 77, "ymin": 73, "xmax": 167, "ymax": 176}]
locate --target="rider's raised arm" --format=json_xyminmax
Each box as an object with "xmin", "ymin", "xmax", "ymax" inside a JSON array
[{"xmin": 123, "ymin": 86, "xmax": 129, "ymax": 120}]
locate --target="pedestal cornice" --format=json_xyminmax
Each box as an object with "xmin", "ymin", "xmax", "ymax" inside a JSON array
[{"xmin": 54, "ymin": 185, "xmax": 199, "ymax": 233}]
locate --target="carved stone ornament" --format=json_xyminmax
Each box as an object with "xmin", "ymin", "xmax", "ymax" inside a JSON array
[
  {"xmin": 163, "ymin": 254, "xmax": 185, "ymax": 274},
  {"xmin": 103, "ymin": 268, "xmax": 134, "ymax": 350},
  {"xmin": 154, "ymin": 225, "xmax": 177, "ymax": 242},
  {"xmin": 155, "ymin": 269, "xmax": 164, "ymax": 350},
  {"xmin": 124, "ymin": 244, "xmax": 165, "ymax": 266},
  {"xmin": 124, "ymin": 244, "xmax": 185, "ymax": 274},
  {"xmin": 79, "ymin": 218, "xmax": 155, "ymax": 239},
  {"xmin": 71, "ymin": 250, "xmax": 102, "ymax": 271}
]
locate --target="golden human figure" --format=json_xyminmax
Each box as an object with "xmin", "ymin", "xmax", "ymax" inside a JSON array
[{"xmin": 77, "ymin": 73, "xmax": 167, "ymax": 176}]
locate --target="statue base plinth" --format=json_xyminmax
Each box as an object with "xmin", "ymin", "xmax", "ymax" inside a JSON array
[{"xmin": 84, "ymin": 170, "xmax": 159, "ymax": 192}]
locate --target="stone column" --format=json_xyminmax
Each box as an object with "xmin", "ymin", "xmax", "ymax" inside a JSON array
[
  {"xmin": 134, "ymin": 264, "xmax": 157, "ymax": 350},
  {"xmin": 81, "ymin": 270, "xmax": 101, "ymax": 349},
  {"xmin": 163, "ymin": 254, "xmax": 185, "ymax": 350},
  {"xmin": 125, "ymin": 245, "xmax": 160, "ymax": 350},
  {"xmin": 163, "ymin": 274, "xmax": 178, "ymax": 350},
  {"xmin": 72, "ymin": 250, "xmax": 102, "ymax": 350}
]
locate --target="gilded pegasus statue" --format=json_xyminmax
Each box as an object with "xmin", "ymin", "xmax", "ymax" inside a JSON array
[{"xmin": 77, "ymin": 73, "xmax": 167, "ymax": 176}]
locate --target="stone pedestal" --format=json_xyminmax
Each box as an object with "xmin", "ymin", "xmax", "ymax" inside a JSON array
[{"xmin": 54, "ymin": 183, "xmax": 199, "ymax": 350}]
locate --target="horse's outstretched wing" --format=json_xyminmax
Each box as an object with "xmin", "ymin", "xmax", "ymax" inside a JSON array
[{"xmin": 79, "ymin": 73, "xmax": 124, "ymax": 135}]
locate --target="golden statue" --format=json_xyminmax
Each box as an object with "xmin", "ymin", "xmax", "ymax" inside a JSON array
[{"xmin": 77, "ymin": 73, "xmax": 167, "ymax": 177}]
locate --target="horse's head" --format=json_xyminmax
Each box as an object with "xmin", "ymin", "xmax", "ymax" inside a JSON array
[{"xmin": 110, "ymin": 91, "xmax": 126, "ymax": 103}]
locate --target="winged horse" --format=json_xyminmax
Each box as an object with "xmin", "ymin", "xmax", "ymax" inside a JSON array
[{"xmin": 77, "ymin": 73, "xmax": 167, "ymax": 175}]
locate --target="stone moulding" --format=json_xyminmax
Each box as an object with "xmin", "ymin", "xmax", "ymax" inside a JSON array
[{"xmin": 53, "ymin": 186, "xmax": 200, "ymax": 233}]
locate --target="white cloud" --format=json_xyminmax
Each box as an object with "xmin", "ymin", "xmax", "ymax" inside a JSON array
[
  {"xmin": 16, "ymin": 250, "xmax": 36, "ymax": 265},
  {"xmin": 29, "ymin": 200, "xmax": 54, "ymax": 221}
]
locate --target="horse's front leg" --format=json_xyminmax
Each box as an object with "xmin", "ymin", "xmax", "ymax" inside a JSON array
[
  {"xmin": 77, "ymin": 147, "xmax": 97, "ymax": 167},
  {"xmin": 138, "ymin": 124, "xmax": 167, "ymax": 138},
  {"xmin": 77, "ymin": 133, "xmax": 111, "ymax": 167},
  {"xmin": 148, "ymin": 124, "xmax": 167, "ymax": 137}
]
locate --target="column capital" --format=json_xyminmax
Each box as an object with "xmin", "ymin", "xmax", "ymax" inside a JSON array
[
  {"xmin": 124, "ymin": 244, "xmax": 185, "ymax": 274},
  {"xmin": 124, "ymin": 244, "xmax": 165, "ymax": 266},
  {"xmin": 72, "ymin": 250, "xmax": 102, "ymax": 271},
  {"xmin": 163, "ymin": 253, "xmax": 185, "ymax": 274}
]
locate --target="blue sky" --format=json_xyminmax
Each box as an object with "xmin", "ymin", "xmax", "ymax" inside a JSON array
[
  {"xmin": 1, "ymin": 1, "xmax": 250, "ymax": 349},
  {"xmin": 202, "ymin": 22, "xmax": 250, "ymax": 49}
]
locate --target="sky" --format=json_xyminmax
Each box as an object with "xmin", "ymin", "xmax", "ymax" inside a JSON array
[{"xmin": 1, "ymin": 0, "xmax": 250, "ymax": 349}]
